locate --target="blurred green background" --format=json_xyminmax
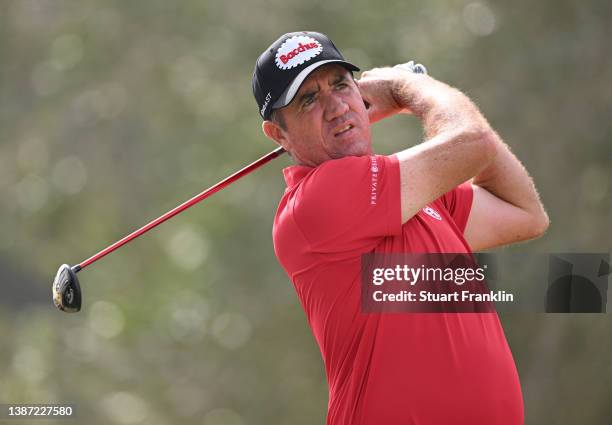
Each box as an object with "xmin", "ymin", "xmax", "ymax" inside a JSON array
[{"xmin": 1, "ymin": 0, "xmax": 610, "ymax": 424}]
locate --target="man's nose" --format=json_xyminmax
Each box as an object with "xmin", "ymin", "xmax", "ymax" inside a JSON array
[{"xmin": 323, "ymin": 93, "xmax": 349, "ymax": 121}]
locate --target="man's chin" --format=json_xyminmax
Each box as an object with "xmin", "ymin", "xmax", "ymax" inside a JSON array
[
  {"xmin": 330, "ymin": 151, "xmax": 370, "ymax": 160},
  {"xmin": 338, "ymin": 141, "xmax": 372, "ymax": 158}
]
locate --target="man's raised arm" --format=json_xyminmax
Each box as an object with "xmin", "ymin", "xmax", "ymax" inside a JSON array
[{"xmin": 357, "ymin": 68, "xmax": 548, "ymax": 248}]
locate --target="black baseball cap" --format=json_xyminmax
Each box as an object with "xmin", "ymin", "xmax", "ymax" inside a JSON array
[{"xmin": 252, "ymin": 31, "xmax": 359, "ymax": 120}]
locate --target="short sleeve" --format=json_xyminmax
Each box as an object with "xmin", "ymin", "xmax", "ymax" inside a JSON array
[
  {"xmin": 293, "ymin": 155, "xmax": 402, "ymax": 253},
  {"xmin": 439, "ymin": 181, "xmax": 474, "ymax": 233}
]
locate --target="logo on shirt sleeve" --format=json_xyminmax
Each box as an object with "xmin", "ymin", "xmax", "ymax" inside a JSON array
[
  {"xmin": 422, "ymin": 206, "xmax": 442, "ymax": 221},
  {"xmin": 370, "ymin": 157, "xmax": 379, "ymax": 205}
]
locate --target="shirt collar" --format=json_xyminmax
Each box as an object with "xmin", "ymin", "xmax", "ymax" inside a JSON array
[{"xmin": 282, "ymin": 165, "xmax": 314, "ymax": 189}]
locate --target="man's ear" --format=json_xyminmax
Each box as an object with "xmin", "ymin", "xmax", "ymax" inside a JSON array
[{"xmin": 262, "ymin": 120, "xmax": 289, "ymax": 149}]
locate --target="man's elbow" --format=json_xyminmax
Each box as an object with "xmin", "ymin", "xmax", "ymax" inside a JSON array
[
  {"xmin": 525, "ymin": 210, "xmax": 550, "ymax": 240},
  {"xmin": 462, "ymin": 127, "xmax": 499, "ymax": 164},
  {"xmin": 481, "ymin": 129, "xmax": 501, "ymax": 161}
]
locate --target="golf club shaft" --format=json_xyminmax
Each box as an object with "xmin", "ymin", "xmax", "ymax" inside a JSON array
[{"xmin": 77, "ymin": 146, "xmax": 286, "ymax": 271}]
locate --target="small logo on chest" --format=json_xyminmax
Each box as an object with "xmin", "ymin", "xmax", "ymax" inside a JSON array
[{"xmin": 422, "ymin": 206, "xmax": 442, "ymax": 221}]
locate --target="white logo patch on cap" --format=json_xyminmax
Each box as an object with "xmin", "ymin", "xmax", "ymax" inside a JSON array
[{"xmin": 275, "ymin": 35, "xmax": 323, "ymax": 70}]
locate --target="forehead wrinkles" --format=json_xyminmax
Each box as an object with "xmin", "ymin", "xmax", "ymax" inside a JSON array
[{"xmin": 299, "ymin": 65, "xmax": 349, "ymax": 94}]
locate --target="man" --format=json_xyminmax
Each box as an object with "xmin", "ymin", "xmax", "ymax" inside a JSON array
[{"xmin": 252, "ymin": 31, "xmax": 548, "ymax": 425}]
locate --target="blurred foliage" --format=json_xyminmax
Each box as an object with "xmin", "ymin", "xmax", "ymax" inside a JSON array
[{"xmin": 0, "ymin": 0, "xmax": 610, "ymax": 424}]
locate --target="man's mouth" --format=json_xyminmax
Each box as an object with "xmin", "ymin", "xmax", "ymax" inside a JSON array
[{"xmin": 334, "ymin": 124, "xmax": 354, "ymax": 136}]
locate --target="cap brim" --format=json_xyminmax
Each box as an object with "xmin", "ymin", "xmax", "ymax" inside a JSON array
[{"xmin": 272, "ymin": 60, "xmax": 360, "ymax": 110}]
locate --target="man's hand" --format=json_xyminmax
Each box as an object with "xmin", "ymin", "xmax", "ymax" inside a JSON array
[{"xmin": 357, "ymin": 62, "xmax": 427, "ymax": 124}]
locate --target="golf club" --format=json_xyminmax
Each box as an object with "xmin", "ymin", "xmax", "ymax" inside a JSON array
[
  {"xmin": 52, "ymin": 146, "xmax": 286, "ymax": 313},
  {"xmin": 52, "ymin": 60, "xmax": 427, "ymax": 313}
]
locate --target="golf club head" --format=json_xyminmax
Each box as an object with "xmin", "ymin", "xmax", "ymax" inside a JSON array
[{"xmin": 52, "ymin": 264, "xmax": 82, "ymax": 313}]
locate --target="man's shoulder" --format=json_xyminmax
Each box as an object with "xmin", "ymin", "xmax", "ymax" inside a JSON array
[
  {"xmin": 304, "ymin": 155, "xmax": 389, "ymax": 186},
  {"xmin": 276, "ymin": 156, "xmax": 371, "ymax": 222},
  {"xmin": 312, "ymin": 155, "xmax": 370, "ymax": 175}
]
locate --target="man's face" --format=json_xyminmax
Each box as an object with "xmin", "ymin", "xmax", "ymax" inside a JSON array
[{"xmin": 267, "ymin": 64, "xmax": 372, "ymax": 166}]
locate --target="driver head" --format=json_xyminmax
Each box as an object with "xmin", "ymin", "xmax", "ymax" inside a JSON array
[{"xmin": 52, "ymin": 264, "xmax": 82, "ymax": 313}]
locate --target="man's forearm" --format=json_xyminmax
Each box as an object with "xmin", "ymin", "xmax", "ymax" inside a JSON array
[{"xmin": 397, "ymin": 75, "xmax": 492, "ymax": 139}]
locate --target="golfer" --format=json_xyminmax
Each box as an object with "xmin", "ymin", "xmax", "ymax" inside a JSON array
[{"xmin": 252, "ymin": 31, "xmax": 548, "ymax": 425}]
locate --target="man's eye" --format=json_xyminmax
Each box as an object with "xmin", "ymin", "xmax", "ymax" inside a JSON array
[
  {"xmin": 336, "ymin": 83, "xmax": 348, "ymax": 90},
  {"xmin": 303, "ymin": 97, "xmax": 315, "ymax": 106}
]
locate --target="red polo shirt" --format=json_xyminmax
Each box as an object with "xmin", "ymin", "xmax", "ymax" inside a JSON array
[{"xmin": 273, "ymin": 154, "xmax": 523, "ymax": 425}]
